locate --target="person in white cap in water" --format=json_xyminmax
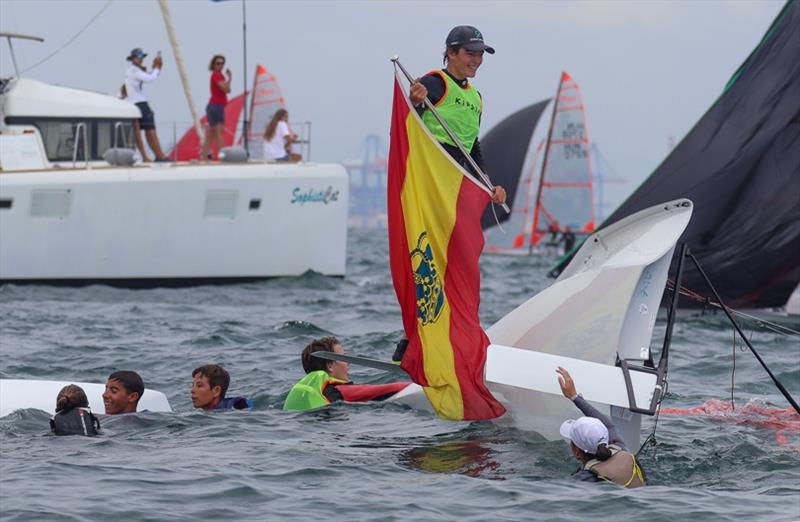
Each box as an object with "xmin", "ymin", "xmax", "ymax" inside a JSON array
[{"xmin": 556, "ymin": 367, "xmax": 647, "ymax": 487}]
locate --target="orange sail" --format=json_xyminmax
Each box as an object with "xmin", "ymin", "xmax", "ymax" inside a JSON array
[{"xmin": 530, "ymin": 71, "xmax": 595, "ymax": 247}]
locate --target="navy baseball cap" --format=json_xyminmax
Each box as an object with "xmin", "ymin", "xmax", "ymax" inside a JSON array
[{"xmin": 446, "ymin": 26, "xmax": 495, "ymax": 54}]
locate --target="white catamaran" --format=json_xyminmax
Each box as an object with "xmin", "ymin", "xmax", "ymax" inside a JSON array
[{"xmin": 0, "ymin": 30, "xmax": 347, "ymax": 287}]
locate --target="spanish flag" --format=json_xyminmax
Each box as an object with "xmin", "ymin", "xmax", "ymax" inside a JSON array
[{"xmin": 387, "ymin": 73, "xmax": 506, "ymax": 421}]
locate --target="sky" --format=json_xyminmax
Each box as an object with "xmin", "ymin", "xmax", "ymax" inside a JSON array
[{"xmin": 0, "ymin": 0, "xmax": 786, "ymax": 209}]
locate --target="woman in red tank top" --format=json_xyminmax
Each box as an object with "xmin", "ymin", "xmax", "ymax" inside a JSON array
[{"xmin": 203, "ymin": 54, "xmax": 232, "ymax": 160}]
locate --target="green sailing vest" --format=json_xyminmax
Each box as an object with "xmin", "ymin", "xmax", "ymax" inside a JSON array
[
  {"xmin": 283, "ymin": 370, "xmax": 347, "ymax": 412},
  {"xmin": 421, "ymin": 70, "xmax": 482, "ymax": 152}
]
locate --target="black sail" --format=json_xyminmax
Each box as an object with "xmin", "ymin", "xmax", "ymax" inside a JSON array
[
  {"xmin": 480, "ymin": 100, "xmax": 550, "ymax": 230},
  {"xmin": 550, "ymin": 1, "xmax": 800, "ymax": 309}
]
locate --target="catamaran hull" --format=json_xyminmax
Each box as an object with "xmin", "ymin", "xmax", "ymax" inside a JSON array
[{"xmin": 0, "ymin": 162, "xmax": 348, "ymax": 286}]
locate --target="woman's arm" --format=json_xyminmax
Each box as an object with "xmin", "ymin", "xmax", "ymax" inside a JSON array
[
  {"xmin": 556, "ymin": 367, "xmax": 626, "ymax": 449},
  {"xmin": 132, "ymin": 67, "xmax": 160, "ymax": 83},
  {"xmin": 216, "ymin": 69, "xmax": 232, "ymax": 94}
]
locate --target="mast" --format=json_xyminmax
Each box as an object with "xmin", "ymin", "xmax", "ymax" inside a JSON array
[
  {"xmin": 245, "ymin": 64, "xmax": 258, "ymax": 146},
  {"xmin": 530, "ymin": 72, "xmax": 565, "ymax": 249},
  {"xmin": 157, "ymin": 0, "xmax": 203, "ymax": 153},
  {"xmin": 523, "ymin": 140, "xmax": 545, "ymax": 255},
  {"xmin": 241, "ymin": 0, "xmax": 249, "ymax": 156}
]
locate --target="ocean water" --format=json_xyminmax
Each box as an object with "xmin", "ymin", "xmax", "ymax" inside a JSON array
[{"xmin": 1, "ymin": 228, "xmax": 798, "ymax": 522}]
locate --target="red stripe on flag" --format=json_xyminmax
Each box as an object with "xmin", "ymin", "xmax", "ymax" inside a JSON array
[{"xmin": 447, "ymin": 179, "xmax": 506, "ymax": 420}]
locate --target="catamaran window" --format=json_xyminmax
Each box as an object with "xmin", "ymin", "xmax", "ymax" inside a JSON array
[
  {"xmin": 4, "ymin": 118, "xmax": 135, "ymax": 162},
  {"xmin": 38, "ymin": 121, "xmax": 77, "ymax": 160}
]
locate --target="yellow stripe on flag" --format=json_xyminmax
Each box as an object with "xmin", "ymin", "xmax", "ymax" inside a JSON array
[{"xmin": 400, "ymin": 109, "xmax": 466, "ymax": 420}]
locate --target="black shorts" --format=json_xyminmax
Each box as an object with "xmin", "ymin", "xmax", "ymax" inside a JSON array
[
  {"xmin": 206, "ymin": 103, "xmax": 225, "ymax": 126},
  {"xmin": 135, "ymin": 102, "xmax": 156, "ymax": 130}
]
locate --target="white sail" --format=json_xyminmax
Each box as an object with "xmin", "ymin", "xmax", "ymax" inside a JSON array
[
  {"xmin": 484, "ymin": 139, "xmax": 546, "ymax": 254},
  {"xmin": 531, "ymin": 71, "xmax": 596, "ymax": 245},
  {"xmin": 484, "ymin": 71, "xmax": 596, "ymax": 254},
  {"xmin": 240, "ymin": 64, "xmax": 287, "ymax": 159}
]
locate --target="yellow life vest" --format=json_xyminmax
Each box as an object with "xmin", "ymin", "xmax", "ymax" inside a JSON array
[{"xmin": 584, "ymin": 444, "xmax": 646, "ymax": 488}]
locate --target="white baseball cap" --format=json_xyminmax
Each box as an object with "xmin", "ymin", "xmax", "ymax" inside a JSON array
[{"xmin": 559, "ymin": 417, "xmax": 609, "ymax": 454}]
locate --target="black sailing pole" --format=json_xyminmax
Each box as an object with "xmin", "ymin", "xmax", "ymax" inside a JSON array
[
  {"xmin": 241, "ymin": 0, "xmax": 249, "ymax": 156},
  {"xmin": 688, "ymin": 251, "xmax": 800, "ymax": 415}
]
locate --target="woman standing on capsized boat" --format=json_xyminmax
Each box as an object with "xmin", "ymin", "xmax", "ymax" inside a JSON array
[
  {"xmin": 202, "ymin": 54, "xmax": 232, "ymax": 160},
  {"xmin": 408, "ymin": 25, "xmax": 506, "ymax": 206},
  {"xmin": 556, "ymin": 367, "xmax": 647, "ymax": 488}
]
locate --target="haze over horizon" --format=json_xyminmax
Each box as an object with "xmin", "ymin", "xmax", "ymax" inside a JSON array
[{"xmin": 0, "ymin": 0, "xmax": 785, "ymax": 210}]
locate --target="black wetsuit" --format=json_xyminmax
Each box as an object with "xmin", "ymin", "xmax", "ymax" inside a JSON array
[
  {"xmin": 562, "ymin": 231, "xmax": 576, "ymax": 253},
  {"xmin": 50, "ymin": 407, "xmax": 100, "ymax": 436}
]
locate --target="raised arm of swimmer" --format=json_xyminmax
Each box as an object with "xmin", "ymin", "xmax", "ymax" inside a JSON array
[{"xmin": 556, "ymin": 367, "xmax": 646, "ymax": 488}]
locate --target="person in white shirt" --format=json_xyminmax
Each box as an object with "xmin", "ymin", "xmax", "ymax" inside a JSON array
[
  {"xmin": 124, "ymin": 48, "xmax": 168, "ymax": 162},
  {"xmin": 262, "ymin": 109, "xmax": 301, "ymax": 162}
]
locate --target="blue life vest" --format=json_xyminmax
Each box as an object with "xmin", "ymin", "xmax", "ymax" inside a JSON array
[{"xmin": 213, "ymin": 396, "xmax": 252, "ymax": 410}]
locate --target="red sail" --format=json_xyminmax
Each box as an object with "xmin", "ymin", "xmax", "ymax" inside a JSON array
[{"xmin": 169, "ymin": 93, "xmax": 246, "ymax": 161}]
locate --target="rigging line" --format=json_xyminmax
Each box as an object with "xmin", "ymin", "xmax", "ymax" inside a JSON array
[
  {"xmin": 636, "ymin": 378, "xmax": 667, "ymax": 459},
  {"xmin": 730, "ymin": 326, "xmax": 737, "ymax": 411},
  {"xmin": 666, "ymin": 280, "xmax": 800, "ymax": 337},
  {"xmin": 489, "ymin": 202, "xmax": 505, "ymax": 235},
  {"xmin": 729, "ymin": 309, "xmax": 800, "ymax": 337},
  {"xmin": 20, "ymin": 0, "xmax": 113, "ymax": 74},
  {"xmin": 688, "ymin": 251, "xmax": 800, "ymax": 415}
]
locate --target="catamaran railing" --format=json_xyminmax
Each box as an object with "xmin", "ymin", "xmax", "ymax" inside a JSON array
[
  {"xmin": 164, "ymin": 120, "xmax": 312, "ymax": 162},
  {"xmin": 71, "ymin": 122, "xmax": 89, "ymax": 169},
  {"xmin": 112, "ymin": 121, "xmax": 129, "ymax": 149}
]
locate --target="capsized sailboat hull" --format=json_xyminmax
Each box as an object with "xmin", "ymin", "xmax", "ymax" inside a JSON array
[
  {"xmin": 0, "ymin": 379, "xmax": 172, "ymax": 417},
  {"xmin": 391, "ymin": 199, "xmax": 693, "ymax": 449}
]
